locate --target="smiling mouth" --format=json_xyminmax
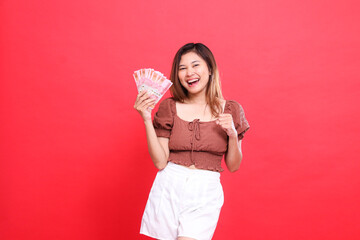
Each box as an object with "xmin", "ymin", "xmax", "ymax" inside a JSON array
[{"xmin": 187, "ymin": 78, "xmax": 199, "ymax": 86}]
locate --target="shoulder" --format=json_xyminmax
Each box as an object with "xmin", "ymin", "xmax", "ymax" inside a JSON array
[
  {"xmin": 224, "ymin": 100, "xmax": 248, "ymax": 125},
  {"xmin": 159, "ymin": 97, "xmax": 175, "ymax": 106},
  {"xmin": 225, "ymin": 100, "xmax": 250, "ymax": 139},
  {"xmin": 156, "ymin": 97, "xmax": 176, "ymax": 116},
  {"xmin": 224, "ymin": 100, "xmax": 244, "ymax": 114}
]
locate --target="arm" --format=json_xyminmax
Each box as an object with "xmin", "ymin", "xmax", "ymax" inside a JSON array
[
  {"xmin": 144, "ymin": 120, "xmax": 169, "ymax": 170},
  {"xmin": 224, "ymin": 136, "xmax": 243, "ymax": 172},
  {"xmin": 217, "ymin": 114, "xmax": 243, "ymax": 172},
  {"xmin": 134, "ymin": 91, "xmax": 169, "ymax": 170}
]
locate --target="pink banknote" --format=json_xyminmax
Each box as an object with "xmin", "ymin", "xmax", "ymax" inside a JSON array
[{"xmin": 133, "ymin": 68, "xmax": 172, "ymax": 108}]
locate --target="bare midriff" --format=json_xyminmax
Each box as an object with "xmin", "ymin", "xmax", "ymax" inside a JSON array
[{"xmin": 186, "ymin": 164, "xmax": 198, "ymax": 169}]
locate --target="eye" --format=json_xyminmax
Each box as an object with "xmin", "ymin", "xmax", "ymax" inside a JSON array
[
  {"xmin": 179, "ymin": 67, "xmax": 186, "ymax": 71},
  {"xmin": 193, "ymin": 64, "xmax": 199, "ymax": 67}
]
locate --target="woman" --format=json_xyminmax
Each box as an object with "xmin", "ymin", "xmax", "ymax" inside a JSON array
[{"xmin": 134, "ymin": 43, "xmax": 250, "ymax": 240}]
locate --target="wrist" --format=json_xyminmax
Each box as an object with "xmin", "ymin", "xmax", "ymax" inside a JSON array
[
  {"xmin": 144, "ymin": 118, "xmax": 153, "ymax": 125},
  {"xmin": 228, "ymin": 132, "xmax": 238, "ymax": 140}
]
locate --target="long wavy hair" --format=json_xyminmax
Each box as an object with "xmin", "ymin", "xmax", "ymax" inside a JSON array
[{"xmin": 170, "ymin": 43, "xmax": 223, "ymax": 117}]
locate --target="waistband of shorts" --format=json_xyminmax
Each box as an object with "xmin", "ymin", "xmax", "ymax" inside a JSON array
[{"xmin": 163, "ymin": 162, "xmax": 220, "ymax": 180}]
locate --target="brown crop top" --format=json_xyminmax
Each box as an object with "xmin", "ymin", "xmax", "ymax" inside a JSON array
[{"xmin": 153, "ymin": 98, "xmax": 250, "ymax": 172}]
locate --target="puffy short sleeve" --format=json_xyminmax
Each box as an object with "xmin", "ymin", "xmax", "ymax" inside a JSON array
[
  {"xmin": 153, "ymin": 98, "xmax": 175, "ymax": 138},
  {"xmin": 227, "ymin": 100, "xmax": 250, "ymax": 140}
]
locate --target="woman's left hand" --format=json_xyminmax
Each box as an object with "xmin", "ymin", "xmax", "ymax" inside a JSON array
[{"xmin": 216, "ymin": 113, "xmax": 237, "ymax": 138}]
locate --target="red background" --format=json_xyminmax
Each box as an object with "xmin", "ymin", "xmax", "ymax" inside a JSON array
[{"xmin": 1, "ymin": 0, "xmax": 360, "ymax": 239}]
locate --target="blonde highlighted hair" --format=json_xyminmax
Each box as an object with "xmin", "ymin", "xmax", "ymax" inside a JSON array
[{"xmin": 170, "ymin": 43, "xmax": 223, "ymax": 117}]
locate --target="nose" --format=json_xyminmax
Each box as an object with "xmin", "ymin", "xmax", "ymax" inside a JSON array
[{"xmin": 186, "ymin": 67, "xmax": 194, "ymax": 77}]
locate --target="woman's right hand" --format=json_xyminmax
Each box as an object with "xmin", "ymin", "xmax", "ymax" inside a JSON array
[{"xmin": 134, "ymin": 90, "xmax": 156, "ymax": 121}]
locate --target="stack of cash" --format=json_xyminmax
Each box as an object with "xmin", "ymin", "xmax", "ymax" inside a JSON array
[{"xmin": 133, "ymin": 68, "xmax": 172, "ymax": 108}]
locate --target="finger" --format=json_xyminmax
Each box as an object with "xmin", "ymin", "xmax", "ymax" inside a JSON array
[
  {"xmin": 139, "ymin": 89, "xmax": 148, "ymax": 95},
  {"xmin": 219, "ymin": 119, "xmax": 234, "ymax": 128},
  {"xmin": 135, "ymin": 91, "xmax": 148, "ymax": 107},
  {"xmin": 139, "ymin": 91, "xmax": 151, "ymax": 101},
  {"xmin": 143, "ymin": 96, "xmax": 156, "ymax": 104},
  {"xmin": 218, "ymin": 114, "xmax": 232, "ymax": 119},
  {"xmin": 136, "ymin": 90, "xmax": 147, "ymax": 100},
  {"xmin": 217, "ymin": 118, "xmax": 227, "ymax": 125},
  {"xmin": 217, "ymin": 120, "xmax": 233, "ymax": 130},
  {"xmin": 136, "ymin": 92, "xmax": 152, "ymax": 107},
  {"xmin": 217, "ymin": 118, "xmax": 227, "ymax": 124},
  {"xmin": 148, "ymin": 94, "xmax": 157, "ymax": 100},
  {"xmin": 217, "ymin": 117, "xmax": 232, "ymax": 125},
  {"xmin": 217, "ymin": 120, "xmax": 227, "ymax": 127},
  {"xmin": 138, "ymin": 101, "xmax": 155, "ymax": 113},
  {"xmin": 137, "ymin": 101, "xmax": 155, "ymax": 112},
  {"xmin": 217, "ymin": 116, "xmax": 229, "ymax": 121},
  {"xmin": 137, "ymin": 98, "xmax": 156, "ymax": 110}
]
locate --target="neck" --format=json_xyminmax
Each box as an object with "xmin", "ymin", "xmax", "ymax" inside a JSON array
[{"xmin": 185, "ymin": 93, "xmax": 207, "ymax": 105}]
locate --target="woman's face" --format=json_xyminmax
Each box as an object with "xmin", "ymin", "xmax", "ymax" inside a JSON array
[{"xmin": 178, "ymin": 51, "xmax": 211, "ymax": 98}]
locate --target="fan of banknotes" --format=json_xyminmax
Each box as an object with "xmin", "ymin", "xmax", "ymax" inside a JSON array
[{"xmin": 133, "ymin": 68, "xmax": 172, "ymax": 108}]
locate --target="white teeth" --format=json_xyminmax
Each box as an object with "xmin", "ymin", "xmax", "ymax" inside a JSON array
[{"xmin": 187, "ymin": 79, "xmax": 199, "ymax": 83}]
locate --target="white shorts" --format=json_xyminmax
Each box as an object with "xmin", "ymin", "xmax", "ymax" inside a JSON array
[{"xmin": 140, "ymin": 162, "xmax": 224, "ymax": 240}]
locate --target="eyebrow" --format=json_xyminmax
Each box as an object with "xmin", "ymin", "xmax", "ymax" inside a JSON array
[{"xmin": 179, "ymin": 60, "xmax": 200, "ymax": 67}]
